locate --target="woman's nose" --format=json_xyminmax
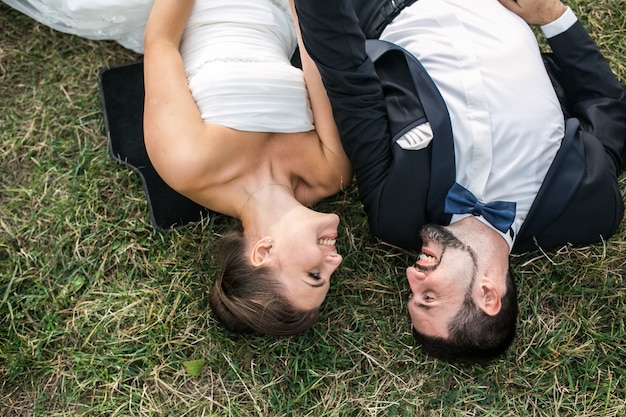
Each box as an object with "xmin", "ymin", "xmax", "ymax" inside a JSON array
[{"xmin": 325, "ymin": 252, "xmax": 343, "ymax": 267}]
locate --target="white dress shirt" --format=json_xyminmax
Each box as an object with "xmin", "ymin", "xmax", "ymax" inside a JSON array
[{"xmin": 382, "ymin": 0, "xmax": 577, "ymax": 250}]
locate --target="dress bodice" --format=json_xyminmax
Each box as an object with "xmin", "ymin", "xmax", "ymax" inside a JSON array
[
  {"xmin": 180, "ymin": 0, "xmax": 314, "ymax": 133},
  {"xmin": 2, "ymin": 0, "xmax": 315, "ymax": 133}
]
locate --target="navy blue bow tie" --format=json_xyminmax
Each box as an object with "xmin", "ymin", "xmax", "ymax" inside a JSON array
[{"xmin": 444, "ymin": 182, "xmax": 516, "ymax": 233}]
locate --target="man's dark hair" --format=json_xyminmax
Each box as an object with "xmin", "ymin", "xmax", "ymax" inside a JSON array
[{"xmin": 412, "ymin": 267, "xmax": 518, "ymax": 364}]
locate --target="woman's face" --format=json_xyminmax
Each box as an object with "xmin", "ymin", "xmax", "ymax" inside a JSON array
[{"xmin": 269, "ymin": 208, "xmax": 343, "ymax": 311}]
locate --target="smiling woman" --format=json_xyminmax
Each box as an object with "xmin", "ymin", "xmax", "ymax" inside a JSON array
[
  {"xmin": 260, "ymin": 209, "xmax": 343, "ymax": 311},
  {"xmin": 139, "ymin": 0, "xmax": 353, "ymax": 336},
  {"xmin": 209, "ymin": 207, "xmax": 343, "ymax": 335},
  {"xmin": 1, "ymin": 0, "xmax": 352, "ymax": 336},
  {"xmin": 210, "ymin": 230, "xmax": 323, "ymax": 336}
]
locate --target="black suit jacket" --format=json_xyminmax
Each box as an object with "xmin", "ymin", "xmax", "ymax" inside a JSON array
[{"xmin": 295, "ymin": 0, "xmax": 626, "ymax": 253}]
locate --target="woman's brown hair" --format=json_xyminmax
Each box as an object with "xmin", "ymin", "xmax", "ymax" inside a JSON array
[{"xmin": 209, "ymin": 230, "xmax": 320, "ymax": 336}]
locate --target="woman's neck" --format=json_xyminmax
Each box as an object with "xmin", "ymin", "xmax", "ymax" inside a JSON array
[{"xmin": 239, "ymin": 182, "xmax": 299, "ymax": 237}]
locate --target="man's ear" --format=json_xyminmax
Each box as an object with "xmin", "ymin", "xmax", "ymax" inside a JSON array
[
  {"xmin": 250, "ymin": 237, "xmax": 274, "ymax": 267},
  {"xmin": 479, "ymin": 278, "xmax": 502, "ymax": 316}
]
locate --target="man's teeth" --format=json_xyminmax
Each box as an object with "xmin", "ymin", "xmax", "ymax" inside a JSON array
[
  {"xmin": 419, "ymin": 252, "xmax": 436, "ymax": 263},
  {"xmin": 318, "ymin": 238, "xmax": 336, "ymax": 246}
]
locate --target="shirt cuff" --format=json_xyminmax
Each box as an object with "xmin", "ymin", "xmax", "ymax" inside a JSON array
[{"xmin": 541, "ymin": 7, "xmax": 578, "ymax": 39}]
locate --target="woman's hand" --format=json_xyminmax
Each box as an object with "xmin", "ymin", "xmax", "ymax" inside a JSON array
[{"xmin": 498, "ymin": 0, "xmax": 567, "ymax": 25}]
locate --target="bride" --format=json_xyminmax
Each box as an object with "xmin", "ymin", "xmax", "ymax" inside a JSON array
[{"xmin": 7, "ymin": 0, "xmax": 353, "ymax": 336}]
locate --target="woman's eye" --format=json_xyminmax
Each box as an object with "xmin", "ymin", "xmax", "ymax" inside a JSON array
[{"xmin": 308, "ymin": 272, "xmax": 321, "ymax": 280}]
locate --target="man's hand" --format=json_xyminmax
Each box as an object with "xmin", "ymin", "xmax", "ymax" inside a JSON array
[{"xmin": 498, "ymin": 0, "xmax": 568, "ymax": 25}]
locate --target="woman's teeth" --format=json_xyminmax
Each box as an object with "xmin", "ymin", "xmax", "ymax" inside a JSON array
[{"xmin": 318, "ymin": 238, "xmax": 336, "ymax": 246}]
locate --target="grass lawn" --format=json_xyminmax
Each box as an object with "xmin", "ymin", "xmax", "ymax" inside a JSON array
[{"xmin": 1, "ymin": 1, "xmax": 625, "ymax": 415}]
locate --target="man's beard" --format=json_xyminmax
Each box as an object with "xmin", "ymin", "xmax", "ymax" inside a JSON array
[
  {"xmin": 417, "ymin": 224, "xmax": 478, "ymax": 276},
  {"xmin": 419, "ymin": 224, "xmax": 466, "ymax": 251}
]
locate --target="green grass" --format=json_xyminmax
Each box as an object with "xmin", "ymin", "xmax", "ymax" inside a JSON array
[{"xmin": 1, "ymin": 1, "xmax": 625, "ymax": 415}]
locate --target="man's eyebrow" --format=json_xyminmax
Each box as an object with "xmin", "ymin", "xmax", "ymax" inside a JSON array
[{"xmin": 417, "ymin": 303, "xmax": 433, "ymax": 311}]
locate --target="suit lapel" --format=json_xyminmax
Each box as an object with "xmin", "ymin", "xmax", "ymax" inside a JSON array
[
  {"xmin": 517, "ymin": 118, "xmax": 585, "ymax": 244},
  {"xmin": 366, "ymin": 39, "xmax": 456, "ymax": 225}
]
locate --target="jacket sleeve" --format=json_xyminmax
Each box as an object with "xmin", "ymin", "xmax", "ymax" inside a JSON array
[
  {"xmin": 294, "ymin": 0, "xmax": 394, "ymax": 214},
  {"xmin": 295, "ymin": 0, "xmax": 448, "ymax": 249},
  {"xmin": 546, "ymin": 20, "xmax": 626, "ymax": 172},
  {"xmin": 516, "ymin": 20, "xmax": 626, "ymax": 252}
]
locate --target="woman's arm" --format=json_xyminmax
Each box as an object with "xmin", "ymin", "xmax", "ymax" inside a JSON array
[{"xmin": 143, "ymin": 0, "xmax": 219, "ymax": 196}]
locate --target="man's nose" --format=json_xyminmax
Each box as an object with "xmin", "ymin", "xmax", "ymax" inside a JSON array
[{"xmin": 406, "ymin": 264, "xmax": 427, "ymax": 282}]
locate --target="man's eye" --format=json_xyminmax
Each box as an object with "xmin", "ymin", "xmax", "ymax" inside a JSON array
[
  {"xmin": 308, "ymin": 272, "xmax": 321, "ymax": 280},
  {"xmin": 423, "ymin": 294, "xmax": 433, "ymax": 301}
]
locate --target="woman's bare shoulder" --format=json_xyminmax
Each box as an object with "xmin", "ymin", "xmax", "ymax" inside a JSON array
[{"xmin": 271, "ymin": 131, "xmax": 352, "ymax": 204}]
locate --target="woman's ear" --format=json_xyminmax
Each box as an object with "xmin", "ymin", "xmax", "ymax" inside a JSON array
[
  {"xmin": 479, "ymin": 278, "xmax": 502, "ymax": 316},
  {"xmin": 250, "ymin": 237, "xmax": 274, "ymax": 267}
]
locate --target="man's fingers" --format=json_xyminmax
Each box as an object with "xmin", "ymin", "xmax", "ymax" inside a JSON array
[
  {"xmin": 498, "ymin": 0, "xmax": 567, "ymax": 25},
  {"xmin": 498, "ymin": 0, "xmax": 522, "ymax": 13}
]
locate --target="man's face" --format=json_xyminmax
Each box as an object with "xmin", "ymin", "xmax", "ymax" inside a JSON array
[{"xmin": 405, "ymin": 224, "xmax": 478, "ymax": 339}]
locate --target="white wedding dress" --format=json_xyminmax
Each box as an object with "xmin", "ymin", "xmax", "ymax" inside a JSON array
[
  {"xmin": 2, "ymin": 0, "xmax": 152, "ymax": 53},
  {"xmin": 180, "ymin": 0, "xmax": 313, "ymax": 132},
  {"xmin": 3, "ymin": 0, "xmax": 314, "ymax": 133}
]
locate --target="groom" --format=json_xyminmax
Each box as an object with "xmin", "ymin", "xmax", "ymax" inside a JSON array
[{"xmin": 294, "ymin": 0, "xmax": 626, "ymax": 362}]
